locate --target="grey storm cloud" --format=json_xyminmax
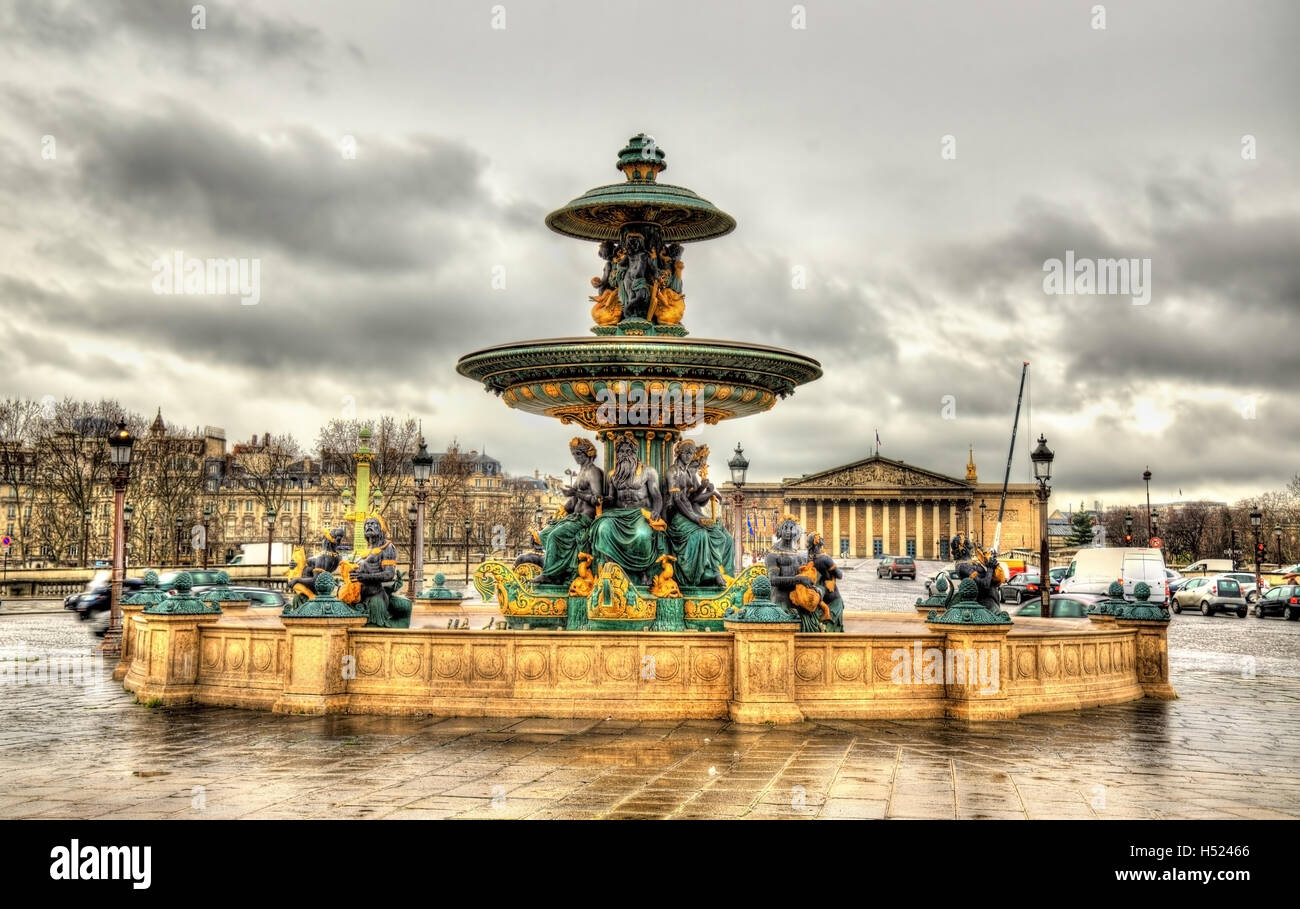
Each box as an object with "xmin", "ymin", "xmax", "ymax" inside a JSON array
[{"xmin": 0, "ymin": 0, "xmax": 1296, "ymax": 506}]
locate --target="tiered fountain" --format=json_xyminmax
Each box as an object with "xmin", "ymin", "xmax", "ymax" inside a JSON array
[{"xmin": 457, "ymin": 134, "xmax": 822, "ymax": 631}]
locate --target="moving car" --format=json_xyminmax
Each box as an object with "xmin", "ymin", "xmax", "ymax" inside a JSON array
[
  {"xmin": 1169, "ymin": 576, "xmax": 1248, "ymax": 617},
  {"xmin": 1059, "ymin": 547, "xmax": 1168, "ymax": 604},
  {"xmin": 65, "ymin": 578, "xmax": 146, "ymax": 620},
  {"xmin": 222, "ymin": 587, "xmax": 287, "ymax": 608},
  {"xmin": 1014, "ymin": 593, "xmax": 1104, "ymax": 618},
  {"xmin": 1254, "ymin": 584, "xmax": 1300, "ymax": 620},
  {"xmin": 999, "ymin": 572, "xmax": 1060, "ymax": 605},
  {"xmin": 877, "ymin": 556, "xmax": 916, "ymax": 580}
]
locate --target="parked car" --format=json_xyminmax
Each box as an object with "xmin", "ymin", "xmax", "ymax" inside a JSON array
[
  {"xmin": 1254, "ymin": 584, "xmax": 1300, "ymax": 620},
  {"xmin": 1219, "ymin": 572, "xmax": 1269, "ymax": 603},
  {"xmin": 1059, "ymin": 547, "xmax": 1168, "ymax": 604},
  {"xmin": 999, "ymin": 572, "xmax": 1060, "ymax": 604},
  {"xmin": 65, "ymin": 579, "xmax": 146, "ymax": 620},
  {"xmin": 1170, "ymin": 576, "xmax": 1248, "ymax": 617},
  {"xmin": 1014, "ymin": 594, "xmax": 1103, "ymax": 618},
  {"xmin": 1183, "ymin": 558, "xmax": 1235, "ymax": 577},
  {"xmin": 1049, "ymin": 566, "xmax": 1070, "ymax": 588},
  {"xmin": 877, "ymin": 556, "xmax": 916, "ymax": 580}
]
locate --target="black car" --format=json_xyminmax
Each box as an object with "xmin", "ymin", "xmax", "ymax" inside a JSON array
[
  {"xmin": 999, "ymin": 572, "xmax": 1060, "ymax": 604},
  {"xmin": 1254, "ymin": 584, "xmax": 1300, "ymax": 620},
  {"xmin": 66, "ymin": 579, "xmax": 145, "ymax": 620}
]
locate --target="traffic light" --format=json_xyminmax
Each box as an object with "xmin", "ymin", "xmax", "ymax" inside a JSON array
[
  {"xmin": 1257, "ymin": 542, "xmax": 1266, "ymax": 558},
  {"xmin": 1124, "ymin": 533, "xmax": 1132, "ymax": 544}
]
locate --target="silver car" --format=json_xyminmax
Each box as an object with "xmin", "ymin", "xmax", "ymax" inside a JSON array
[{"xmin": 1170, "ymin": 576, "xmax": 1248, "ymax": 618}]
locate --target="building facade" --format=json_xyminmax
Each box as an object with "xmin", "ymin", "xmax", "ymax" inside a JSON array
[{"xmin": 722, "ymin": 452, "xmax": 1042, "ymax": 561}]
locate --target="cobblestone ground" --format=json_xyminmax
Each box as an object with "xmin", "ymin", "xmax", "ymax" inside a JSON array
[{"xmin": 1, "ymin": 563, "xmax": 1298, "ymax": 820}]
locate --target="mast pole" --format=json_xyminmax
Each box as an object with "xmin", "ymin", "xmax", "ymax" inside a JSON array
[{"xmin": 991, "ymin": 362, "xmax": 1029, "ymax": 554}]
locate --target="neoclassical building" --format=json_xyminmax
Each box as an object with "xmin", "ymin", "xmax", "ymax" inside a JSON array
[{"xmin": 722, "ymin": 451, "xmax": 1042, "ymax": 561}]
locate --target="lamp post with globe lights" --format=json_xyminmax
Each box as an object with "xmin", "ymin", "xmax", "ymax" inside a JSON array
[
  {"xmin": 265, "ymin": 506, "xmax": 277, "ymax": 580},
  {"xmin": 100, "ymin": 420, "xmax": 134, "ymax": 655},
  {"xmin": 728, "ymin": 444, "xmax": 749, "ymax": 575},
  {"xmin": 1142, "ymin": 467, "xmax": 1153, "ymax": 544},
  {"xmin": 1250, "ymin": 507, "xmax": 1263, "ymax": 601},
  {"xmin": 1030, "ymin": 434, "xmax": 1054, "ymax": 619},
  {"xmin": 411, "ymin": 436, "xmax": 433, "ymax": 596}
]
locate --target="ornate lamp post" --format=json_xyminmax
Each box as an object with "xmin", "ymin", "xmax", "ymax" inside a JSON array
[
  {"xmin": 1142, "ymin": 466, "xmax": 1153, "ymax": 545},
  {"xmin": 1124, "ymin": 512, "xmax": 1134, "ymax": 546},
  {"xmin": 463, "ymin": 516, "xmax": 472, "ymax": 586},
  {"xmin": 406, "ymin": 502, "xmax": 418, "ymax": 597},
  {"xmin": 174, "ymin": 515, "xmax": 183, "ymax": 566},
  {"xmin": 1250, "ymin": 507, "xmax": 1262, "ymax": 600},
  {"xmin": 979, "ymin": 498, "xmax": 987, "ymax": 548},
  {"xmin": 1275, "ymin": 522, "xmax": 1284, "ymax": 565},
  {"xmin": 728, "ymin": 443, "xmax": 749, "ymax": 574},
  {"xmin": 411, "ymin": 436, "xmax": 433, "ymax": 596},
  {"xmin": 1030, "ymin": 434, "xmax": 1054, "ymax": 619},
  {"xmin": 100, "ymin": 419, "xmax": 134, "ymax": 655},
  {"xmin": 202, "ymin": 504, "xmax": 212, "ymax": 569},
  {"xmin": 265, "ymin": 506, "xmax": 277, "ymax": 580},
  {"xmin": 81, "ymin": 508, "xmax": 91, "ymax": 568}
]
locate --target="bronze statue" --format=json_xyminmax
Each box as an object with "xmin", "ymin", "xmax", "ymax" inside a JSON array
[
  {"xmin": 765, "ymin": 515, "xmax": 821, "ymax": 630},
  {"xmin": 534, "ymin": 438, "xmax": 605, "ymax": 585},
  {"xmin": 588, "ymin": 432, "xmax": 665, "ymax": 583},
  {"xmin": 351, "ymin": 516, "xmax": 413, "ymax": 628},
  {"xmin": 589, "ymin": 240, "xmax": 623, "ymax": 325},
  {"xmin": 287, "ymin": 525, "xmax": 349, "ymax": 608},
  {"xmin": 665, "ymin": 439, "xmax": 733, "ymax": 587},
  {"xmin": 649, "ymin": 242, "xmax": 685, "ymax": 324},
  {"xmin": 806, "ymin": 532, "xmax": 845, "ymax": 632},
  {"xmin": 619, "ymin": 233, "xmax": 658, "ymax": 320}
]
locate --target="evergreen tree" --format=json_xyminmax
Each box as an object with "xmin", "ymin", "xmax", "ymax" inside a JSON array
[{"xmin": 1067, "ymin": 508, "xmax": 1096, "ymax": 547}]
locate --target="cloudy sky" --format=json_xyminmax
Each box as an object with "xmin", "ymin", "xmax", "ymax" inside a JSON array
[{"xmin": 1, "ymin": 0, "xmax": 1296, "ymax": 510}]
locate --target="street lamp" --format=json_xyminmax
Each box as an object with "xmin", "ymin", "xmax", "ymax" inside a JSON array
[
  {"xmin": 728, "ymin": 443, "xmax": 749, "ymax": 574},
  {"xmin": 1275, "ymin": 522, "xmax": 1283, "ymax": 565},
  {"xmin": 411, "ymin": 436, "xmax": 433, "ymax": 596},
  {"xmin": 82, "ymin": 507, "xmax": 91, "ymax": 568},
  {"xmin": 1030, "ymin": 434, "xmax": 1054, "ymax": 619},
  {"xmin": 1250, "ymin": 507, "xmax": 1262, "ymax": 601},
  {"xmin": 265, "ymin": 506, "xmax": 277, "ymax": 580},
  {"xmin": 406, "ymin": 502, "xmax": 418, "ymax": 597},
  {"xmin": 174, "ymin": 515, "xmax": 183, "ymax": 566},
  {"xmin": 101, "ymin": 419, "xmax": 134, "ymax": 655},
  {"xmin": 463, "ymin": 516, "xmax": 472, "ymax": 586},
  {"xmin": 1142, "ymin": 466, "xmax": 1152, "ymax": 545},
  {"xmin": 979, "ymin": 498, "xmax": 987, "ymax": 548},
  {"xmin": 202, "ymin": 504, "xmax": 212, "ymax": 569}
]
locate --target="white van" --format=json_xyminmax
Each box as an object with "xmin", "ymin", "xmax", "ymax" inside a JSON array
[
  {"xmin": 1059, "ymin": 547, "xmax": 1168, "ymax": 604},
  {"xmin": 1182, "ymin": 558, "xmax": 1234, "ymax": 577}
]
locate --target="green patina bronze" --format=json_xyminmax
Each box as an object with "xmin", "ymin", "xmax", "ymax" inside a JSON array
[
  {"xmin": 1113, "ymin": 581, "xmax": 1170, "ymax": 622},
  {"xmin": 927, "ymin": 577, "xmax": 1013, "ymax": 626},
  {"xmin": 122, "ymin": 570, "xmax": 169, "ymax": 609},
  {"xmin": 284, "ymin": 572, "xmax": 365, "ymax": 619},
  {"xmin": 143, "ymin": 572, "xmax": 222, "ymax": 615},
  {"xmin": 1089, "ymin": 580, "xmax": 1130, "ymax": 617},
  {"xmin": 198, "ymin": 571, "xmax": 251, "ymax": 608},
  {"xmin": 417, "ymin": 572, "xmax": 463, "ymax": 601},
  {"xmin": 724, "ymin": 575, "xmax": 798, "ymax": 624},
  {"xmin": 915, "ymin": 571, "xmax": 956, "ymax": 611}
]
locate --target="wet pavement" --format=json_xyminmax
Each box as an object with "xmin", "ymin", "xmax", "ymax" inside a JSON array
[{"xmin": 1, "ymin": 563, "xmax": 1298, "ymax": 819}]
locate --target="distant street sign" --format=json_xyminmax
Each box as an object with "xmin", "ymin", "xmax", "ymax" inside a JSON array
[
  {"xmin": 1149, "ymin": 536, "xmax": 1162, "ymax": 549},
  {"xmin": 0, "ymin": 535, "xmax": 11, "ymax": 547}
]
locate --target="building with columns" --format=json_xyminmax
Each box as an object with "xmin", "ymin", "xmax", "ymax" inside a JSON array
[{"xmin": 721, "ymin": 450, "xmax": 1042, "ymax": 561}]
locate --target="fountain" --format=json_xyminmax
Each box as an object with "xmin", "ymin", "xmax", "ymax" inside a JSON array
[{"xmin": 459, "ymin": 134, "xmax": 823, "ymax": 631}]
